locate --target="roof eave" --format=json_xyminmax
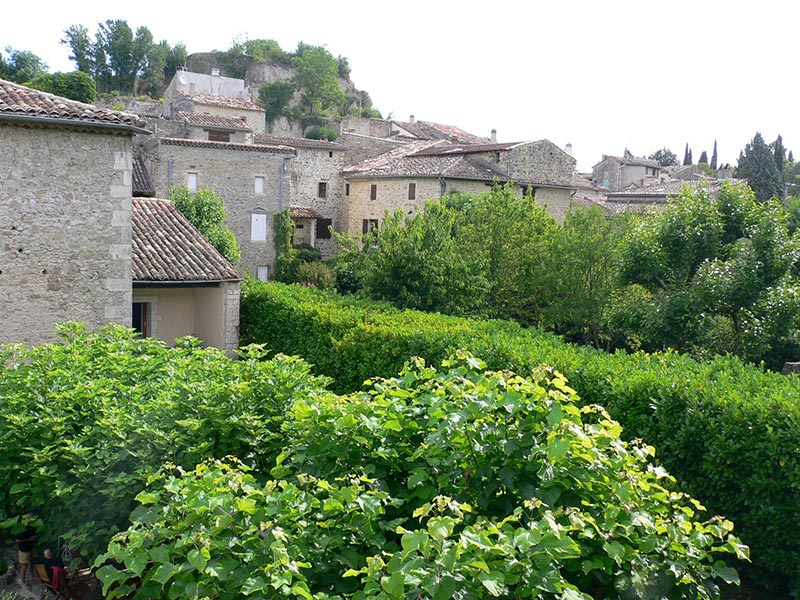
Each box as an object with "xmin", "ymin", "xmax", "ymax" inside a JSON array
[{"xmin": 0, "ymin": 112, "xmax": 150, "ymax": 135}]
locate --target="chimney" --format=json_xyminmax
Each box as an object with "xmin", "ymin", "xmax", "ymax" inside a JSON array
[
  {"xmin": 491, "ymin": 129, "xmax": 497, "ymax": 144},
  {"xmin": 565, "ymin": 142, "xmax": 573, "ymax": 155},
  {"xmin": 409, "ymin": 114, "xmax": 415, "ymax": 123},
  {"xmin": 211, "ymin": 68, "xmax": 220, "ymax": 77}
]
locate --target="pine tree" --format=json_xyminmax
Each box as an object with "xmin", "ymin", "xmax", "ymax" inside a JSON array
[
  {"xmin": 710, "ymin": 140, "xmax": 718, "ymax": 170},
  {"xmin": 737, "ymin": 132, "xmax": 783, "ymax": 201}
]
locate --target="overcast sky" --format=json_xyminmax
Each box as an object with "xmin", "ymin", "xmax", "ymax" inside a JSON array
[{"xmin": 3, "ymin": 0, "xmax": 797, "ymax": 171}]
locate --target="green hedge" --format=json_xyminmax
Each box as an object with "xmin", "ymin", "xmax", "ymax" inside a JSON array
[{"xmin": 241, "ymin": 281, "xmax": 800, "ymax": 594}]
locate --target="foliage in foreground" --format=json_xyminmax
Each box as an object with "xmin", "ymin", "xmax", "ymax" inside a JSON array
[
  {"xmin": 240, "ymin": 280, "xmax": 800, "ymax": 594},
  {"xmin": 96, "ymin": 355, "xmax": 744, "ymax": 599},
  {"xmin": 0, "ymin": 323, "xmax": 326, "ymax": 557}
]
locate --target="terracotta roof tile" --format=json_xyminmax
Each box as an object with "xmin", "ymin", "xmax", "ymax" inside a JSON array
[
  {"xmin": 0, "ymin": 78, "xmax": 147, "ymax": 129},
  {"xmin": 161, "ymin": 137, "xmax": 296, "ymax": 154},
  {"xmin": 290, "ymin": 206, "xmax": 324, "ymax": 219},
  {"xmin": 132, "ymin": 155, "xmax": 156, "ymax": 197},
  {"xmin": 344, "ymin": 140, "xmax": 507, "ymax": 181},
  {"xmin": 132, "ymin": 197, "xmax": 240, "ymax": 282},
  {"xmin": 179, "ymin": 91, "xmax": 264, "ymax": 112},
  {"xmin": 254, "ymin": 133, "xmax": 345, "ymax": 150},
  {"xmin": 392, "ymin": 120, "xmax": 489, "ymax": 145},
  {"xmin": 179, "ymin": 111, "xmax": 251, "ymax": 131}
]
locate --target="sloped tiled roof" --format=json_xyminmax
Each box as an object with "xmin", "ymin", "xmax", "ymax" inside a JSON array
[
  {"xmin": 0, "ymin": 78, "xmax": 146, "ymax": 130},
  {"xmin": 412, "ymin": 142, "xmax": 521, "ymax": 156},
  {"xmin": 179, "ymin": 111, "xmax": 251, "ymax": 131},
  {"xmin": 161, "ymin": 137, "xmax": 296, "ymax": 154},
  {"xmin": 179, "ymin": 91, "xmax": 264, "ymax": 112},
  {"xmin": 391, "ymin": 119, "xmax": 489, "ymax": 145},
  {"xmin": 255, "ymin": 133, "xmax": 345, "ymax": 150},
  {"xmin": 608, "ymin": 177, "xmax": 745, "ymax": 200},
  {"xmin": 290, "ymin": 206, "xmax": 324, "ymax": 219},
  {"xmin": 132, "ymin": 197, "xmax": 240, "ymax": 283},
  {"xmin": 132, "ymin": 155, "xmax": 156, "ymax": 197}
]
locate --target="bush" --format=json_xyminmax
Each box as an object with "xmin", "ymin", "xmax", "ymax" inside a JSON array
[
  {"xmin": 294, "ymin": 243, "xmax": 321, "ymax": 263},
  {"xmin": 240, "ymin": 280, "xmax": 800, "ymax": 594},
  {"xmin": 295, "ymin": 261, "xmax": 334, "ymax": 289},
  {"xmin": 97, "ymin": 356, "xmax": 745, "ymax": 599},
  {"xmin": 304, "ymin": 125, "xmax": 338, "ymax": 141}
]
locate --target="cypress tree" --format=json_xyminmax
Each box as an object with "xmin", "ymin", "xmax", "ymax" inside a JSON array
[
  {"xmin": 774, "ymin": 134, "xmax": 786, "ymax": 180},
  {"xmin": 710, "ymin": 140, "xmax": 718, "ymax": 170},
  {"xmin": 698, "ymin": 150, "xmax": 708, "ymax": 165},
  {"xmin": 683, "ymin": 143, "xmax": 692, "ymax": 165},
  {"xmin": 737, "ymin": 132, "xmax": 783, "ymax": 201}
]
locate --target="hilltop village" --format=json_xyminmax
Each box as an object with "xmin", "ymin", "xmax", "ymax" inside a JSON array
[{"xmin": 0, "ymin": 68, "xmax": 739, "ymax": 352}]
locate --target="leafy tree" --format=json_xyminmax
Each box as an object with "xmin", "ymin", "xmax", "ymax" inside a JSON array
[
  {"xmin": 711, "ymin": 140, "xmax": 718, "ymax": 170},
  {"xmin": 258, "ymin": 80, "xmax": 295, "ymax": 125},
  {"xmin": 63, "ymin": 21, "xmax": 184, "ymax": 96},
  {"xmin": 773, "ymin": 134, "xmax": 786, "ymax": 181},
  {"xmin": 699, "ymin": 150, "xmax": 708, "ymax": 164},
  {"xmin": 350, "ymin": 200, "xmax": 488, "ymax": 314},
  {"xmin": 736, "ymin": 132, "xmax": 783, "ymax": 201},
  {"xmin": 614, "ymin": 180, "xmax": 800, "ymax": 365},
  {"xmin": 169, "ymin": 186, "xmax": 240, "ymax": 265},
  {"xmin": 544, "ymin": 207, "xmax": 629, "ymax": 349},
  {"xmin": 27, "ymin": 71, "xmax": 96, "ymax": 103},
  {"xmin": 61, "ymin": 25, "xmax": 93, "ymax": 74},
  {"xmin": 648, "ymin": 147, "xmax": 678, "ymax": 167},
  {"xmin": 293, "ymin": 44, "xmax": 345, "ymax": 117},
  {"xmin": 683, "ymin": 143, "xmax": 692, "ymax": 165},
  {"xmin": 1, "ymin": 47, "xmax": 47, "ymax": 83}
]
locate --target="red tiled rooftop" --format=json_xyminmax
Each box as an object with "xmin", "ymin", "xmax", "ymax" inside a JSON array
[
  {"xmin": 0, "ymin": 78, "xmax": 147, "ymax": 130},
  {"xmin": 179, "ymin": 111, "xmax": 252, "ymax": 131},
  {"xmin": 132, "ymin": 197, "xmax": 240, "ymax": 283}
]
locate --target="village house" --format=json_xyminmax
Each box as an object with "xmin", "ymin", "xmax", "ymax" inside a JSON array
[
  {"xmin": 0, "ymin": 78, "xmax": 145, "ymax": 345},
  {"xmin": 341, "ymin": 137, "xmax": 578, "ymax": 232},
  {"xmin": 132, "ymin": 197, "xmax": 241, "ymax": 353},
  {"xmin": 0, "ymin": 79, "xmax": 241, "ymax": 351},
  {"xmin": 591, "ymin": 149, "xmax": 661, "ymax": 192}
]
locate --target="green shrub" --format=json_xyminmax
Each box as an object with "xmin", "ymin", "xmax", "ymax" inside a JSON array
[
  {"xmin": 97, "ymin": 356, "xmax": 745, "ymax": 599},
  {"xmin": 295, "ymin": 261, "xmax": 335, "ymax": 289},
  {"xmin": 240, "ymin": 280, "xmax": 800, "ymax": 594},
  {"xmin": 294, "ymin": 243, "xmax": 321, "ymax": 263}
]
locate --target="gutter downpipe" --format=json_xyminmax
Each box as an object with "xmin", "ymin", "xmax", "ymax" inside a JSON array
[{"xmin": 279, "ymin": 154, "xmax": 296, "ymax": 211}]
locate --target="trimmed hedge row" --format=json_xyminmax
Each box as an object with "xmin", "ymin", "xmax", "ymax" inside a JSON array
[{"xmin": 241, "ymin": 281, "xmax": 800, "ymax": 593}]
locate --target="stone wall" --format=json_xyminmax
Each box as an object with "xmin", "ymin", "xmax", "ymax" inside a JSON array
[
  {"xmin": 504, "ymin": 140, "xmax": 575, "ymax": 186},
  {"xmin": 340, "ymin": 132, "xmax": 407, "ymax": 165},
  {"xmin": 285, "ymin": 146, "xmax": 347, "ymax": 257},
  {"xmin": 342, "ymin": 177, "xmax": 493, "ymax": 234},
  {"xmin": 0, "ymin": 124, "xmax": 133, "ymax": 344},
  {"xmin": 152, "ymin": 139, "xmax": 292, "ymax": 278}
]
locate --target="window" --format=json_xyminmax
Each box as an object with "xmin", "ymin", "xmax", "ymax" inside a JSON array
[
  {"xmin": 251, "ymin": 212, "xmax": 267, "ymax": 241},
  {"xmin": 345, "ymin": 183, "xmax": 350, "ymax": 196},
  {"xmin": 318, "ymin": 181, "xmax": 328, "ymax": 198},
  {"xmin": 132, "ymin": 302, "xmax": 149, "ymax": 337},
  {"xmin": 329, "ymin": 151, "xmax": 333, "ymax": 158},
  {"xmin": 256, "ymin": 266, "xmax": 269, "ymax": 282},
  {"xmin": 254, "ymin": 176, "xmax": 265, "ymax": 194},
  {"xmin": 187, "ymin": 172, "xmax": 198, "ymax": 192},
  {"xmin": 370, "ymin": 184, "xmax": 377, "ymax": 200},
  {"xmin": 408, "ymin": 182, "xmax": 417, "ymax": 201},
  {"xmin": 208, "ymin": 130, "xmax": 231, "ymax": 142},
  {"xmin": 362, "ymin": 219, "xmax": 379, "ymax": 234},
  {"xmin": 317, "ymin": 218, "xmax": 332, "ymax": 239}
]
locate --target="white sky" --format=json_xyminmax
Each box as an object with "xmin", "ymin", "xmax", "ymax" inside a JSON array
[{"xmin": 2, "ymin": 0, "xmax": 798, "ymax": 171}]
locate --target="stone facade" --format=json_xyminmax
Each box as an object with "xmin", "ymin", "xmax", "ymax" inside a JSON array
[
  {"xmin": 151, "ymin": 138, "xmax": 295, "ymax": 278},
  {"xmin": 592, "ymin": 152, "xmax": 660, "ymax": 192},
  {"xmin": 340, "ymin": 132, "xmax": 407, "ymax": 165},
  {"xmin": 473, "ymin": 140, "xmax": 575, "ymax": 187},
  {"xmin": 343, "ymin": 177, "xmax": 495, "ymax": 233},
  {"xmin": 0, "ymin": 125, "xmax": 134, "ymax": 344}
]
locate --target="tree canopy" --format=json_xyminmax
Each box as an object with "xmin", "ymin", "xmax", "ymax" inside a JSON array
[
  {"xmin": 649, "ymin": 147, "xmax": 678, "ymax": 166},
  {"xmin": 736, "ymin": 132, "xmax": 784, "ymax": 201},
  {"xmin": 169, "ymin": 186, "xmax": 240, "ymax": 265}
]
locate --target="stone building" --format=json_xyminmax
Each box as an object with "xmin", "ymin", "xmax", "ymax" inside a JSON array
[
  {"xmin": 341, "ymin": 137, "xmax": 578, "ymax": 232},
  {"xmin": 255, "ymin": 134, "xmax": 347, "ymax": 257},
  {"xmin": 132, "ymin": 197, "xmax": 241, "ymax": 354},
  {"xmin": 150, "ymin": 137, "xmax": 297, "ymax": 279},
  {"xmin": 0, "ymin": 78, "xmax": 147, "ymax": 345},
  {"xmin": 591, "ymin": 149, "xmax": 661, "ymax": 192}
]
